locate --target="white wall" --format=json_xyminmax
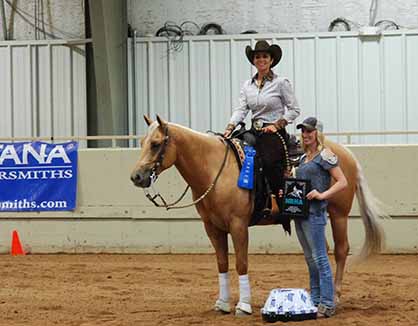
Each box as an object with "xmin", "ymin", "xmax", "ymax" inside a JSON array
[
  {"xmin": 128, "ymin": 31, "xmax": 418, "ymax": 144},
  {"xmin": 5, "ymin": 1, "xmax": 418, "ymax": 40},
  {"xmin": 2, "ymin": 0, "xmax": 84, "ymax": 40},
  {"xmin": 0, "ymin": 146, "xmax": 417, "ymax": 254},
  {"xmin": 128, "ymin": 0, "xmax": 418, "ymax": 36},
  {"xmin": 0, "ymin": 40, "xmax": 87, "ymax": 144}
]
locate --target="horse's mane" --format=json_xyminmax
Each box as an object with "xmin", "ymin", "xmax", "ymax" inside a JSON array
[{"xmin": 167, "ymin": 123, "xmax": 224, "ymax": 146}]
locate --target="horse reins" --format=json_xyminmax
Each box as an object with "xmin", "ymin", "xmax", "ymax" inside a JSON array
[{"xmin": 144, "ymin": 125, "xmax": 230, "ymax": 210}]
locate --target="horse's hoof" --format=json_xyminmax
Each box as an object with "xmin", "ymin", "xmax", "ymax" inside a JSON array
[
  {"xmin": 335, "ymin": 289, "xmax": 341, "ymax": 305},
  {"xmin": 214, "ymin": 299, "xmax": 230, "ymax": 314},
  {"xmin": 235, "ymin": 302, "xmax": 252, "ymax": 316}
]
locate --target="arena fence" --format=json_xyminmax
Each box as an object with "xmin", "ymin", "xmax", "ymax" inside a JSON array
[
  {"xmin": 0, "ymin": 39, "xmax": 89, "ymax": 147},
  {"xmin": 0, "ymin": 145, "xmax": 417, "ymax": 254},
  {"xmin": 1, "ymin": 130, "xmax": 418, "ymax": 148}
]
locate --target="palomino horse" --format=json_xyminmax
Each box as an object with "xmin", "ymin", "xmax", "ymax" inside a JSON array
[{"xmin": 130, "ymin": 115, "xmax": 385, "ymax": 315}]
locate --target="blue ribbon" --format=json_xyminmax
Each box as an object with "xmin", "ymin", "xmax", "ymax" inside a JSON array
[{"xmin": 237, "ymin": 145, "xmax": 256, "ymax": 190}]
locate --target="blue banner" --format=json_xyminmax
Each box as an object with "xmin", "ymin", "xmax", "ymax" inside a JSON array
[
  {"xmin": 237, "ymin": 145, "xmax": 256, "ymax": 190},
  {"xmin": 0, "ymin": 141, "xmax": 78, "ymax": 212}
]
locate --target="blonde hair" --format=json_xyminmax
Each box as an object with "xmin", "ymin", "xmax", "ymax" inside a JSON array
[{"xmin": 300, "ymin": 130, "xmax": 325, "ymax": 154}]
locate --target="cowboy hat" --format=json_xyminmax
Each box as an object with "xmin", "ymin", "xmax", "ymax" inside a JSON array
[{"xmin": 245, "ymin": 40, "xmax": 282, "ymax": 68}]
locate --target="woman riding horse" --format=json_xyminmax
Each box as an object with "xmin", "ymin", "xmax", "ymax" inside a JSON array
[{"xmin": 223, "ymin": 40, "xmax": 300, "ymax": 228}]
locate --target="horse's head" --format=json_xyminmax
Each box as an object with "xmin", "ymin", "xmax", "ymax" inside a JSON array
[{"xmin": 130, "ymin": 115, "xmax": 177, "ymax": 188}]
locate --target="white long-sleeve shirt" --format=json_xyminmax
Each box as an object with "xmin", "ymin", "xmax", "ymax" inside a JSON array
[{"xmin": 229, "ymin": 72, "xmax": 300, "ymax": 126}]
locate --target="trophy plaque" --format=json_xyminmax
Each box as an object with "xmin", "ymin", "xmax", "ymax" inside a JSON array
[{"xmin": 280, "ymin": 178, "xmax": 311, "ymax": 219}]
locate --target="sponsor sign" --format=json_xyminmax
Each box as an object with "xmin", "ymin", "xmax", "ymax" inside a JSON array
[{"xmin": 0, "ymin": 141, "xmax": 78, "ymax": 211}]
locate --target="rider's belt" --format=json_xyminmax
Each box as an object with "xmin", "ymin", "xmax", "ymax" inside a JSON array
[{"xmin": 252, "ymin": 119, "xmax": 274, "ymax": 131}]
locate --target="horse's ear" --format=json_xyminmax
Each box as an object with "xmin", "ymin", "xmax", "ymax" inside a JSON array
[
  {"xmin": 143, "ymin": 115, "xmax": 153, "ymax": 126},
  {"xmin": 156, "ymin": 115, "xmax": 167, "ymax": 129}
]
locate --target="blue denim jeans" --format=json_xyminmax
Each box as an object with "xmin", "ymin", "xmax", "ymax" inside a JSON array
[{"xmin": 294, "ymin": 211, "xmax": 335, "ymax": 309}]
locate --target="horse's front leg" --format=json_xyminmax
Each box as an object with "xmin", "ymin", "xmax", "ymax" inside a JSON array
[
  {"xmin": 229, "ymin": 219, "xmax": 252, "ymax": 316},
  {"xmin": 203, "ymin": 221, "xmax": 230, "ymax": 313}
]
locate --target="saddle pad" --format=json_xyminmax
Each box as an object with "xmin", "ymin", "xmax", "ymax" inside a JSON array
[{"xmin": 228, "ymin": 138, "xmax": 245, "ymax": 168}]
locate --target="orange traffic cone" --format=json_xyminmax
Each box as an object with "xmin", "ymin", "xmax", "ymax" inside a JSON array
[{"xmin": 11, "ymin": 230, "xmax": 25, "ymax": 256}]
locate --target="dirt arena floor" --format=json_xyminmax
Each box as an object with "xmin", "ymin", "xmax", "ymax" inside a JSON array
[{"xmin": 1, "ymin": 254, "xmax": 417, "ymax": 326}]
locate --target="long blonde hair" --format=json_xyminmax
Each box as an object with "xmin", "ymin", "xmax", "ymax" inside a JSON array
[{"xmin": 300, "ymin": 130, "xmax": 325, "ymax": 154}]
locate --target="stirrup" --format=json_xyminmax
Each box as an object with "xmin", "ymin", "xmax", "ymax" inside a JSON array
[
  {"xmin": 270, "ymin": 194, "xmax": 280, "ymax": 216},
  {"xmin": 262, "ymin": 194, "xmax": 280, "ymax": 217}
]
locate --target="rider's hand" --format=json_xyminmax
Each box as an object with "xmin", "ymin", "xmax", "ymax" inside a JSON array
[
  {"xmin": 261, "ymin": 125, "xmax": 278, "ymax": 134},
  {"xmin": 223, "ymin": 130, "xmax": 232, "ymax": 138},
  {"xmin": 223, "ymin": 124, "xmax": 235, "ymax": 138},
  {"xmin": 274, "ymin": 118, "xmax": 288, "ymax": 130},
  {"xmin": 306, "ymin": 189, "xmax": 325, "ymax": 200}
]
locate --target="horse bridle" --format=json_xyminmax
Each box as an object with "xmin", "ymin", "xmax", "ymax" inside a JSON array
[
  {"xmin": 144, "ymin": 124, "xmax": 230, "ymax": 210},
  {"xmin": 147, "ymin": 124, "xmax": 170, "ymax": 184}
]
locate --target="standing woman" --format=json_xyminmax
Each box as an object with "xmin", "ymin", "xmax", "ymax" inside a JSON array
[
  {"xmin": 295, "ymin": 117, "xmax": 348, "ymax": 318},
  {"xmin": 223, "ymin": 40, "xmax": 301, "ymax": 218}
]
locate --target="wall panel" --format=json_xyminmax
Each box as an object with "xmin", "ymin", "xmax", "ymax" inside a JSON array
[
  {"xmin": 1, "ymin": 146, "xmax": 417, "ymax": 253},
  {"xmin": 129, "ymin": 31, "xmax": 418, "ymax": 144},
  {"xmin": 0, "ymin": 40, "xmax": 87, "ymax": 146}
]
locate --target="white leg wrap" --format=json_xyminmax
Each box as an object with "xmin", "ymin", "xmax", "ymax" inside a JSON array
[
  {"xmin": 214, "ymin": 299, "xmax": 231, "ymax": 313},
  {"xmin": 214, "ymin": 272, "xmax": 230, "ymax": 313},
  {"xmin": 238, "ymin": 274, "xmax": 251, "ymax": 303},
  {"xmin": 235, "ymin": 274, "xmax": 252, "ymax": 315},
  {"xmin": 218, "ymin": 272, "xmax": 230, "ymax": 302},
  {"xmin": 235, "ymin": 301, "xmax": 252, "ymax": 315}
]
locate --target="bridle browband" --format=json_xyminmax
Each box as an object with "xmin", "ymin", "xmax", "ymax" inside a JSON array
[{"xmin": 143, "ymin": 124, "xmax": 230, "ymax": 210}]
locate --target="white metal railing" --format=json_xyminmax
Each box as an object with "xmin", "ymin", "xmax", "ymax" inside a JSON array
[
  {"xmin": 0, "ymin": 38, "xmax": 91, "ymax": 147},
  {"xmin": 0, "ymin": 135, "xmax": 139, "ymax": 148},
  {"xmin": 325, "ymin": 131, "xmax": 418, "ymax": 145},
  {"xmin": 1, "ymin": 131, "xmax": 418, "ymax": 148},
  {"xmin": 128, "ymin": 30, "xmax": 418, "ymax": 145}
]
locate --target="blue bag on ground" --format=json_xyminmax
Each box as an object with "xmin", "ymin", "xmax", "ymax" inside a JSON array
[
  {"xmin": 237, "ymin": 145, "xmax": 256, "ymax": 190},
  {"xmin": 261, "ymin": 288, "xmax": 318, "ymax": 322}
]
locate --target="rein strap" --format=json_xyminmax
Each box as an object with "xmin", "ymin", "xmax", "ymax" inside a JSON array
[{"xmin": 144, "ymin": 139, "xmax": 230, "ymax": 210}]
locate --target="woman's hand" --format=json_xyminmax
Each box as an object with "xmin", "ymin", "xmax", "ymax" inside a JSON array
[
  {"xmin": 223, "ymin": 129, "xmax": 232, "ymax": 138},
  {"xmin": 306, "ymin": 189, "xmax": 325, "ymax": 200},
  {"xmin": 274, "ymin": 118, "xmax": 288, "ymax": 130},
  {"xmin": 284, "ymin": 167, "xmax": 294, "ymax": 178},
  {"xmin": 223, "ymin": 124, "xmax": 235, "ymax": 138},
  {"xmin": 261, "ymin": 125, "xmax": 278, "ymax": 133}
]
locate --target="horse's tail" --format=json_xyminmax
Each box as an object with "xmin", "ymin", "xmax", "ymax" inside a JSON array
[{"xmin": 353, "ymin": 157, "xmax": 387, "ymax": 262}]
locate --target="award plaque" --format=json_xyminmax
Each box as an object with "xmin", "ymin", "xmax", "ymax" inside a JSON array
[{"xmin": 280, "ymin": 178, "xmax": 311, "ymax": 219}]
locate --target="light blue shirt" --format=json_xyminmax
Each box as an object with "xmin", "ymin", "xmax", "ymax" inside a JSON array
[
  {"xmin": 229, "ymin": 72, "xmax": 300, "ymax": 126},
  {"xmin": 296, "ymin": 150, "xmax": 339, "ymax": 215}
]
